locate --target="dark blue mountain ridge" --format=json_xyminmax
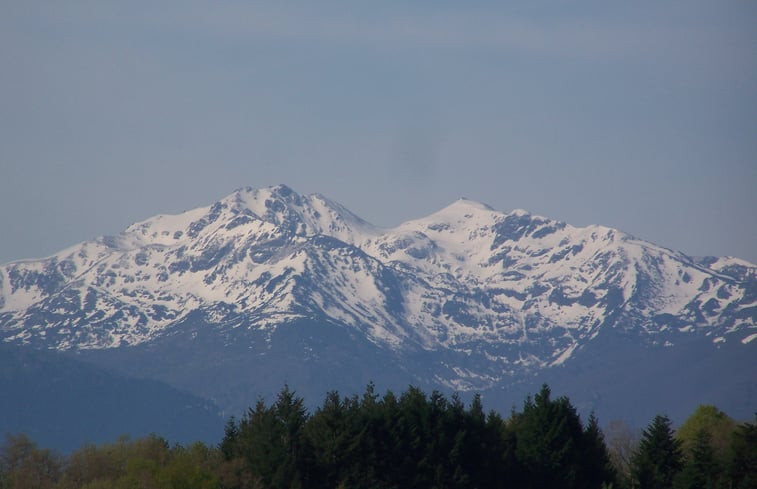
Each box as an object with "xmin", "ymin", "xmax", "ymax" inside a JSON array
[{"xmin": 0, "ymin": 343, "xmax": 223, "ymax": 453}]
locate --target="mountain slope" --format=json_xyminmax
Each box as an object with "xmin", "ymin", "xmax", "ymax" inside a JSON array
[
  {"xmin": 0, "ymin": 344, "xmax": 223, "ymax": 452},
  {"xmin": 1, "ymin": 184, "xmax": 755, "ymax": 422}
]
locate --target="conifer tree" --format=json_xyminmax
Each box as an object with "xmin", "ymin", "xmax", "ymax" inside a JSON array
[
  {"xmin": 726, "ymin": 415, "xmax": 757, "ymax": 489},
  {"xmin": 270, "ymin": 385, "xmax": 310, "ymax": 489},
  {"xmin": 233, "ymin": 386, "xmax": 310, "ymax": 489},
  {"xmin": 673, "ymin": 429, "xmax": 720, "ymax": 489},
  {"xmin": 631, "ymin": 414, "xmax": 683, "ymax": 489},
  {"xmin": 220, "ymin": 416, "xmax": 238, "ymax": 461},
  {"xmin": 304, "ymin": 390, "xmax": 356, "ymax": 489},
  {"xmin": 513, "ymin": 384, "xmax": 588, "ymax": 488},
  {"xmin": 582, "ymin": 413, "xmax": 618, "ymax": 488}
]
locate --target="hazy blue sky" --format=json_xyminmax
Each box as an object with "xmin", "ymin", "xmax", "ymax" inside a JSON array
[{"xmin": 2, "ymin": 1, "xmax": 756, "ymax": 263}]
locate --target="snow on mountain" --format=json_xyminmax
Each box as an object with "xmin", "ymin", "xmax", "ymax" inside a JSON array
[
  {"xmin": 1, "ymin": 185, "xmax": 755, "ymax": 392},
  {"xmin": 361, "ymin": 197, "xmax": 754, "ymax": 365}
]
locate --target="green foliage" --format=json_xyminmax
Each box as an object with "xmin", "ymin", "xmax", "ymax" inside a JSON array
[
  {"xmin": 511, "ymin": 384, "xmax": 616, "ymax": 489},
  {"xmin": 673, "ymin": 429, "xmax": 720, "ymax": 489},
  {"xmin": 0, "ymin": 433, "xmax": 61, "ymax": 489},
  {"xmin": 631, "ymin": 415, "xmax": 684, "ymax": 489},
  {"xmin": 52, "ymin": 435, "xmax": 220, "ymax": 489},
  {"xmin": 2, "ymin": 386, "xmax": 755, "ymax": 489},
  {"xmin": 221, "ymin": 383, "xmax": 617, "ymax": 489},
  {"xmin": 584, "ymin": 413, "xmax": 620, "ymax": 489},
  {"xmin": 726, "ymin": 415, "xmax": 757, "ymax": 489},
  {"xmin": 232, "ymin": 385, "xmax": 311, "ymax": 489},
  {"xmin": 676, "ymin": 405, "xmax": 736, "ymax": 463}
]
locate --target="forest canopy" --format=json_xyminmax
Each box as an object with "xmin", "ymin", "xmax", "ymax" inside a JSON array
[{"xmin": 1, "ymin": 384, "xmax": 755, "ymax": 489}]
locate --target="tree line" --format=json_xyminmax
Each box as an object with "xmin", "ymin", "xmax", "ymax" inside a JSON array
[{"xmin": 1, "ymin": 384, "xmax": 755, "ymax": 489}]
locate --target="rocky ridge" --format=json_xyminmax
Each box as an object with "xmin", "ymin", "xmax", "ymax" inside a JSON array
[{"xmin": 2, "ymin": 185, "xmax": 755, "ymax": 394}]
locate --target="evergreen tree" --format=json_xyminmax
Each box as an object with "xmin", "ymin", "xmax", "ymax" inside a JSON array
[
  {"xmin": 485, "ymin": 410, "xmax": 521, "ymax": 486},
  {"xmin": 270, "ymin": 385, "xmax": 311, "ymax": 489},
  {"xmin": 220, "ymin": 416, "xmax": 239, "ymax": 461},
  {"xmin": 582, "ymin": 413, "xmax": 619, "ymax": 488},
  {"xmin": 394, "ymin": 386, "xmax": 434, "ymax": 488},
  {"xmin": 513, "ymin": 384, "xmax": 601, "ymax": 489},
  {"xmin": 304, "ymin": 390, "xmax": 355, "ymax": 489},
  {"xmin": 236, "ymin": 398, "xmax": 279, "ymax": 484},
  {"xmin": 353, "ymin": 383, "xmax": 392, "ymax": 487},
  {"xmin": 631, "ymin": 415, "xmax": 684, "ymax": 489},
  {"xmin": 234, "ymin": 386, "xmax": 310, "ymax": 489},
  {"xmin": 16, "ymin": 383, "xmax": 753, "ymax": 489},
  {"xmin": 726, "ymin": 415, "xmax": 757, "ymax": 489},
  {"xmin": 674, "ymin": 429, "xmax": 720, "ymax": 489}
]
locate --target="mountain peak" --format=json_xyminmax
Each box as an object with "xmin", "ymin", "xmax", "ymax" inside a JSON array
[
  {"xmin": 445, "ymin": 198, "xmax": 495, "ymax": 213},
  {"xmin": 1, "ymin": 184, "xmax": 755, "ymax": 364},
  {"xmin": 226, "ymin": 184, "xmax": 303, "ymax": 211},
  {"xmin": 221, "ymin": 184, "xmax": 379, "ymax": 243},
  {"xmin": 410, "ymin": 198, "xmax": 498, "ymax": 230},
  {"xmin": 1, "ymin": 184, "xmax": 754, "ymax": 432}
]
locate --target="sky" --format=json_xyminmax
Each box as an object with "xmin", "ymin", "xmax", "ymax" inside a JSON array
[{"xmin": 1, "ymin": 1, "xmax": 756, "ymax": 264}]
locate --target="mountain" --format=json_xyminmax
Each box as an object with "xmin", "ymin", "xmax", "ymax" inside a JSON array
[
  {"xmin": 0, "ymin": 344, "xmax": 223, "ymax": 453},
  {"xmin": 1, "ymin": 184, "xmax": 755, "ymax": 427}
]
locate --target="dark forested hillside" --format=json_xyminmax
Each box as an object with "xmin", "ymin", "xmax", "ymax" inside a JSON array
[{"xmin": 0, "ymin": 345, "xmax": 223, "ymax": 452}]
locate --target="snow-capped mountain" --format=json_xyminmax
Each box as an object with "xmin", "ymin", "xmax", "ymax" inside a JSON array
[{"xmin": 1, "ymin": 185, "xmax": 755, "ymax": 420}]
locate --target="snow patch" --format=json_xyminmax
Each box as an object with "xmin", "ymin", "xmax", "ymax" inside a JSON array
[{"xmin": 741, "ymin": 333, "xmax": 757, "ymax": 345}]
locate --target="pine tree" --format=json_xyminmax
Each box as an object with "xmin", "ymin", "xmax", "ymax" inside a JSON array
[
  {"xmin": 233, "ymin": 386, "xmax": 311, "ymax": 489},
  {"xmin": 631, "ymin": 415, "xmax": 683, "ymax": 489},
  {"xmin": 673, "ymin": 429, "xmax": 720, "ymax": 489},
  {"xmin": 513, "ymin": 384, "xmax": 589, "ymax": 488},
  {"xmin": 304, "ymin": 390, "xmax": 354, "ymax": 489},
  {"xmin": 220, "ymin": 416, "xmax": 239, "ymax": 461},
  {"xmin": 581, "ymin": 413, "xmax": 619, "ymax": 489},
  {"xmin": 270, "ymin": 385, "xmax": 310, "ymax": 489},
  {"xmin": 726, "ymin": 416, "xmax": 757, "ymax": 489}
]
